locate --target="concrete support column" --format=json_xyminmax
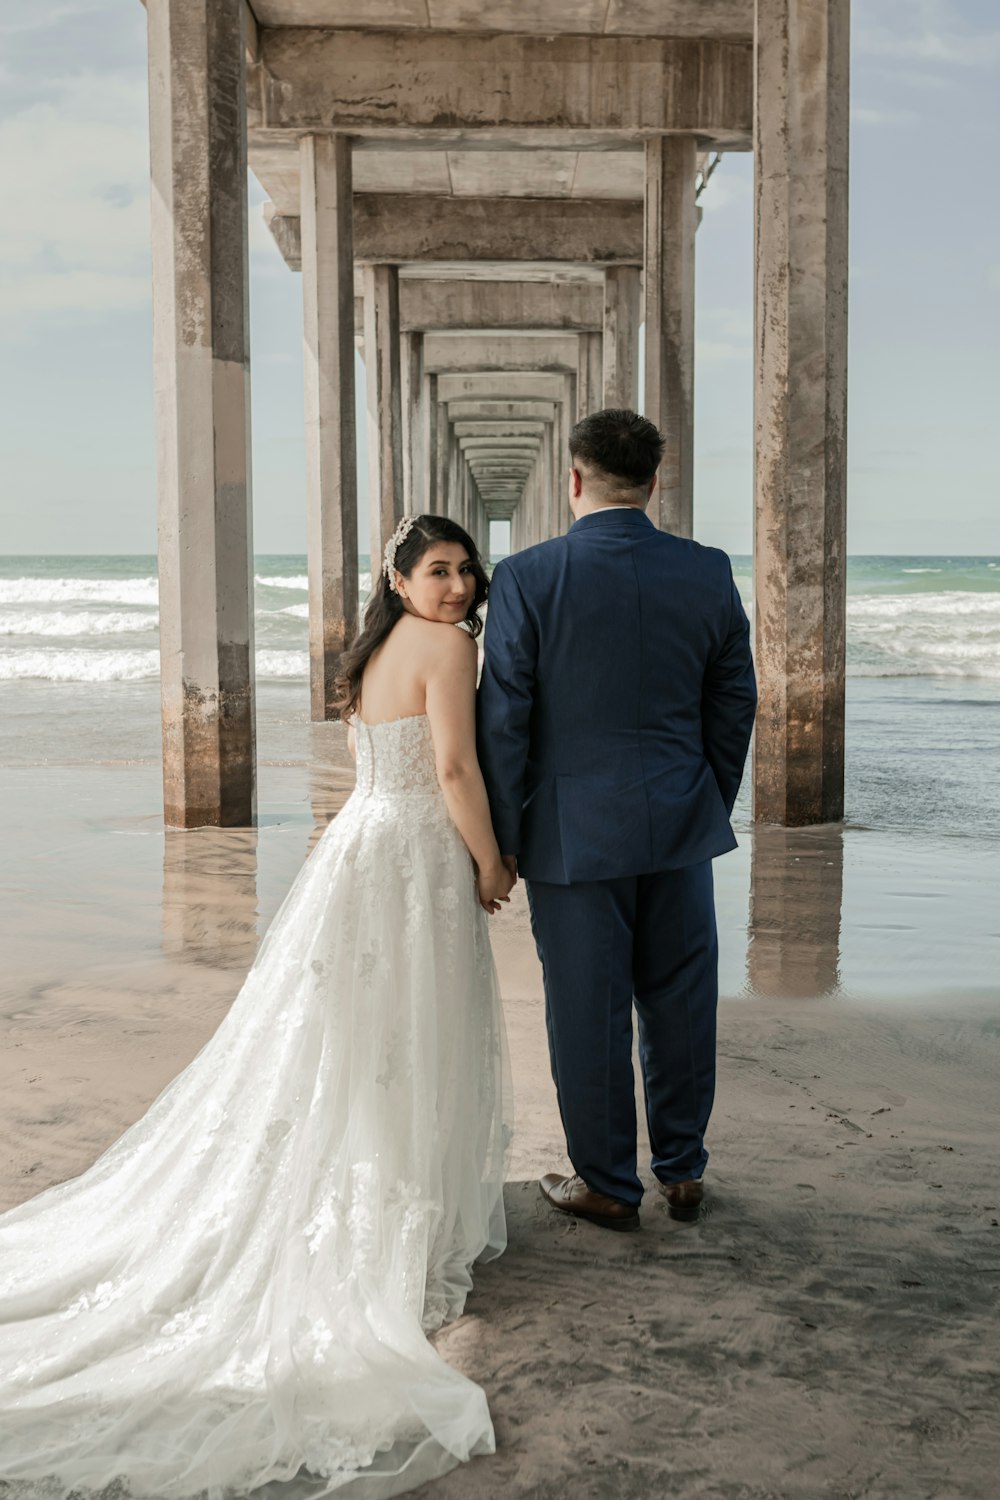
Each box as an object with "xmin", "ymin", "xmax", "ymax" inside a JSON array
[
  {"xmin": 423, "ymin": 371, "xmax": 437, "ymax": 515},
  {"xmin": 602, "ymin": 265, "xmax": 641, "ymax": 410},
  {"xmin": 148, "ymin": 0, "xmax": 255, "ymax": 828},
  {"xmin": 363, "ymin": 263, "xmax": 404, "ymax": 563},
  {"xmin": 401, "ymin": 330, "xmax": 424, "ymax": 513},
  {"xmin": 753, "ymin": 0, "xmax": 850, "ymax": 826},
  {"xmin": 434, "ymin": 397, "xmax": 448, "ymax": 519},
  {"xmin": 300, "ymin": 133, "xmax": 358, "ymax": 722},
  {"xmin": 644, "ymin": 135, "xmax": 697, "ymax": 537},
  {"xmin": 576, "ymin": 331, "xmax": 603, "ymax": 422}
]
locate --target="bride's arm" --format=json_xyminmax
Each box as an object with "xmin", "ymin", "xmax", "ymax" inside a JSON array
[{"xmin": 425, "ymin": 630, "xmax": 514, "ymax": 911}]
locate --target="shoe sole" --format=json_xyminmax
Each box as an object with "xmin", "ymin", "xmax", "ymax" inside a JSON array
[
  {"xmin": 665, "ymin": 1202, "xmax": 702, "ymax": 1223},
  {"xmin": 539, "ymin": 1182, "xmax": 640, "ymax": 1233}
]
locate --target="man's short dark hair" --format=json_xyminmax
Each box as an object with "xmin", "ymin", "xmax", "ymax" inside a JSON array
[{"xmin": 569, "ymin": 409, "xmax": 665, "ymax": 488}]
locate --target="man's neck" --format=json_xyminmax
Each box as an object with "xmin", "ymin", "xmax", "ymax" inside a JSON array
[{"xmin": 573, "ymin": 501, "xmax": 647, "ymax": 518}]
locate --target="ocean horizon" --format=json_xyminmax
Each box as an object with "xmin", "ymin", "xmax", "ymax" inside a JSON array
[{"xmin": 1, "ymin": 552, "xmax": 998, "ymax": 847}]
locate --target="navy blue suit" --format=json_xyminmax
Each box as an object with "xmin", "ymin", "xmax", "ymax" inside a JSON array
[{"xmin": 477, "ymin": 507, "xmax": 756, "ymax": 1204}]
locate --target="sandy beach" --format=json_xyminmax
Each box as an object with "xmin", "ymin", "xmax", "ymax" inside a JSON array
[{"xmin": 1, "ymin": 721, "xmax": 998, "ymax": 1498}]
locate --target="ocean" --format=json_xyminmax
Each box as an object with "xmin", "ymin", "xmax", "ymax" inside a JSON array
[{"xmin": 1, "ymin": 554, "xmax": 998, "ymax": 842}]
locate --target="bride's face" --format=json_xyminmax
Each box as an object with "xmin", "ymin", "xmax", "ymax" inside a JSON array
[{"xmin": 397, "ymin": 542, "xmax": 477, "ymax": 625}]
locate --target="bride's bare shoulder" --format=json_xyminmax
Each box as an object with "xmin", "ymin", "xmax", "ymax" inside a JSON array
[{"xmin": 400, "ymin": 615, "xmax": 477, "ymax": 661}]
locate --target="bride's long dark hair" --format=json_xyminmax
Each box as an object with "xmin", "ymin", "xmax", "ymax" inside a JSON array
[{"xmin": 333, "ymin": 514, "xmax": 489, "ymax": 721}]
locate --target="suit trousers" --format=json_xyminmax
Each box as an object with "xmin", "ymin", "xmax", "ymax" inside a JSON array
[{"xmin": 526, "ymin": 862, "xmax": 718, "ymax": 1207}]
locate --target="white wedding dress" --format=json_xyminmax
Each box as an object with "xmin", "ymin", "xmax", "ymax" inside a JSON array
[{"xmin": 0, "ymin": 713, "xmax": 510, "ymax": 1499}]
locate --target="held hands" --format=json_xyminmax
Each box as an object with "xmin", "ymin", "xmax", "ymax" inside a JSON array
[{"xmin": 476, "ymin": 856, "xmax": 517, "ymax": 915}]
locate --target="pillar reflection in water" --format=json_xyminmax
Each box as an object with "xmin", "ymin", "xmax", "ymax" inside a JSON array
[
  {"xmin": 307, "ymin": 720, "xmax": 358, "ymax": 854},
  {"xmin": 162, "ymin": 827, "xmax": 261, "ymax": 971},
  {"xmin": 747, "ymin": 825, "xmax": 845, "ymax": 999}
]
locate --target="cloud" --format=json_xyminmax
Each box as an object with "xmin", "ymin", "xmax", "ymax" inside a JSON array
[
  {"xmin": 0, "ymin": 66, "xmax": 281, "ymax": 332},
  {"xmin": 855, "ymin": 0, "xmax": 1000, "ymax": 68},
  {"xmin": 0, "ymin": 74, "xmax": 151, "ymax": 327},
  {"xmin": 851, "ymin": 105, "xmax": 918, "ymax": 127}
]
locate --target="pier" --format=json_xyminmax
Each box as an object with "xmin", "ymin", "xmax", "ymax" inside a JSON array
[{"xmin": 143, "ymin": 0, "xmax": 849, "ymax": 829}]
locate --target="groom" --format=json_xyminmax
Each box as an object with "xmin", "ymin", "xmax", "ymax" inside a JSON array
[{"xmin": 477, "ymin": 409, "xmax": 757, "ymax": 1232}]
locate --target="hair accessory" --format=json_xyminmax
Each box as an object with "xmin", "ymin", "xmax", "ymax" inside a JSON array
[{"xmin": 382, "ymin": 515, "xmax": 419, "ymax": 591}]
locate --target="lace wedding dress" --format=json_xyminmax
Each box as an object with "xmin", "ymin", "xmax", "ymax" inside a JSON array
[{"xmin": 0, "ymin": 713, "xmax": 510, "ymax": 1500}]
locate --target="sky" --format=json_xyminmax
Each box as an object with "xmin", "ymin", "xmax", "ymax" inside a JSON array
[{"xmin": 0, "ymin": 0, "xmax": 997, "ymax": 558}]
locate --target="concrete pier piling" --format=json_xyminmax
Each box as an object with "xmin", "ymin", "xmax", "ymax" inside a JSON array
[
  {"xmin": 753, "ymin": 0, "xmax": 850, "ymax": 825},
  {"xmin": 147, "ymin": 0, "xmax": 255, "ymax": 829},
  {"xmin": 144, "ymin": 0, "xmax": 849, "ymax": 828}
]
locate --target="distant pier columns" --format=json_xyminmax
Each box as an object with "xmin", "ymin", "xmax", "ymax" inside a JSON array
[
  {"xmin": 753, "ymin": 0, "xmax": 850, "ymax": 825},
  {"xmin": 401, "ymin": 330, "xmax": 426, "ymax": 514},
  {"xmin": 363, "ymin": 263, "xmax": 405, "ymax": 563},
  {"xmin": 299, "ymin": 132, "xmax": 358, "ymax": 722},
  {"xmin": 602, "ymin": 266, "xmax": 641, "ymax": 410},
  {"xmin": 576, "ymin": 331, "xmax": 603, "ymax": 422},
  {"xmin": 644, "ymin": 135, "xmax": 697, "ymax": 538},
  {"xmin": 147, "ymin": 0, "xmax": 256, "ymax": 828}
]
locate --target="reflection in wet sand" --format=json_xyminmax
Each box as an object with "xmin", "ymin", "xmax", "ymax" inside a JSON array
[
  {"xmin": 306, "ymin": 720, "xmax": 357, "ymax": 852},
  {"xmin": 746, "ymin": 824, "xmax": 844, "ymax": 998},
  {"xmin": 162, "ymin": 828, "xmax": 261, "ymax": 970}
]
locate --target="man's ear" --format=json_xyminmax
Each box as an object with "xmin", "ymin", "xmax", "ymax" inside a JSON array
[
  {"xmin": 569, "ymin": 466, "xmax": 584, "ymax": 500},
  {"xmin": 647, "ymin": 473, "xmax": 659, "ymax": 501}
]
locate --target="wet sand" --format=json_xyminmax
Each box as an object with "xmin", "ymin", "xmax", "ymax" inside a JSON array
[{"xmin": 1, "ymin": 725, "xmax": 998, "ymax": 1497}]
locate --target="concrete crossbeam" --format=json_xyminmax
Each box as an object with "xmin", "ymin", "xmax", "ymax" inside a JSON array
[
  {"xmin": 349, "ymin": 281, "xmax": 605, "ymax": 335},
  {"xmin": 148, "ymin": 0, "xmax": 256, "ymax": 829},
  {"xmin": 453, "ymin": 421, "xmax": 546, "ymax": 439},
  {"xmin": 264, "ymin": 196, "xmax": 643, "ymax": 271},
  {"xmin": 423, "ymin": 334, "xmax": 580, "ymax": 375},
  {"xmin": 256, "ymin": 30, "xmax": 752, "ymax": 143},
  {"xmin": 447, "ymin": 401, "xmax": 557, "ymax": 423},
  {"xmin": 438, "ymin": 373, "xmax": 568, "ymax": 403},
  {"xmin": 458, "ymin": 439, "xmax": 543, "ymax": 454}
]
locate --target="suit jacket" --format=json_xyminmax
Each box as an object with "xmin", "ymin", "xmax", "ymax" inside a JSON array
[{"xmin": 476, "ymin": 507, "xmax": 757, "ymax": 885}]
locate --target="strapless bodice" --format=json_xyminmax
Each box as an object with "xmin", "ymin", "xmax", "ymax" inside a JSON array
[{"xmin": 353, "ymin": 714, "xmax": 441, "ymax": 799}]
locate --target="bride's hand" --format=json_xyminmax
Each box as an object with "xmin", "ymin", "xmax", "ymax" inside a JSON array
[{"xmin": 476, "ymin": 859, "xmax": 515, "ymax": 915}]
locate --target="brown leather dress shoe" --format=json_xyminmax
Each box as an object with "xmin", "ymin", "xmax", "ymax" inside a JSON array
[
  {"xmin": 539, "ymin": 1173, "xmax": 640, "ymax": 1232},
  {"xmin": 656, "ymin": 1177, "xmax": 704, "ymax": 1222}
]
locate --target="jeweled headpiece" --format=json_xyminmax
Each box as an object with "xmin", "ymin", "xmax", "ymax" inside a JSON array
[{"xmin": 382, "ymin": 514, "xmax": 419, "ymax": 592}]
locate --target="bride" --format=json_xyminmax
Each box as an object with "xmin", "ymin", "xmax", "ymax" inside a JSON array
[{"xmin": 0, "ymin": 514, "xmax": 515, "ymax": 1499}]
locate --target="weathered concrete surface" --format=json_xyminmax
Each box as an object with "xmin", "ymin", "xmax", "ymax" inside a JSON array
[
  {"xmin": 349, "ymin": 281, "xmax": 604, "ymax": 337},
  {"xmin": 453, "ymin": 421, "xmax": 546, "ymax": 439},
  {"xmin": 362, "ymin": 263, "xmax": 404, "ymax": 560},
  {"xmin": 400, "ymin": 330, "xmax": 425, "ymax": 512},
  {"xmin": 257, "ymin": 29, "xmax": 753, "ymax": 144},
  {"xmin": 644, "ymin": 135, "xmax": 697, "ymax": 536},
  {"xmin": 250, "ymin": 1, "xmax": 755, "ymax": 41},
  {"xmin": 401, "ymin": 279, "xmax": 603, "ymax": 333},
  {"xmin": 602, "ymin": 265, "xmax": 641, "ymax": 410},
  {"xmin": 447, "ymin": 400, "xmax": 557, "ymax": 424},
  {"xmin": 264, "ymin": 196, "xmax": 644, "ymax": 271},
  {"xmin": 148, "ymin": 0, "xmax": 256, "ymax": 829},
  {"xmin": 753, "ymin": 0, "xmax": 849, "ymax": 826},
  {"xmin": 575, "ymin": 329, "xmax": 603, "ymax": 422},
  {"xmin": 423, "ymin": 333, "xmax": 580, "ymax": 375},
  {"xmin": 459, "ymin": 439, "xmax": 542, "ymax": 454},
  {"xmin": 423, "ymin": 369, "xmax": 438, "ymax": 514},
  {"xmin": 438, "ymin": 373, "xmax": 567, "ymax": 404},
  {"xmin": 300, "ymin": 133, "xmax": 358, "ymax": 723}
]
